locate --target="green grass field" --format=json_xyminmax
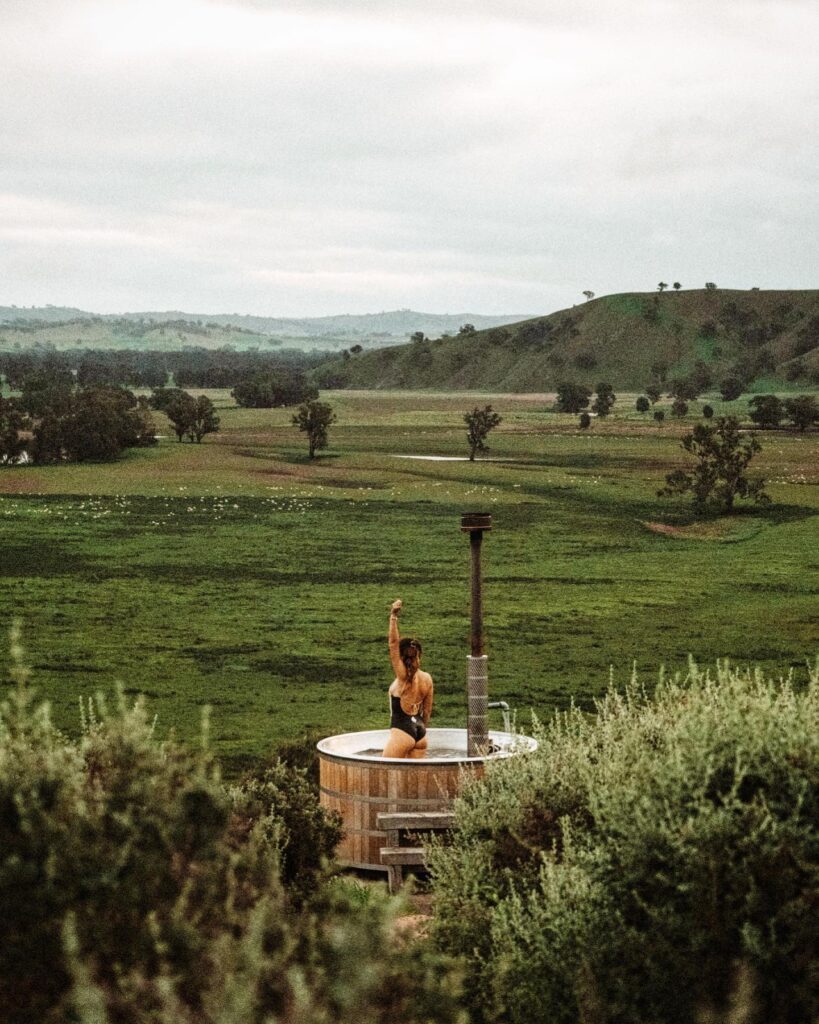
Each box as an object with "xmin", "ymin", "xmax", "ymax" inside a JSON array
[{"xmin": 1, "ymin": 390, "xmax": 817, "ymax": 775}]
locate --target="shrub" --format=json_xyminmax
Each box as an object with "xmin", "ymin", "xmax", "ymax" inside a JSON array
[
  {"xmin": 0, "ymin": 633, "xmax": 463, "ymax": 1024},
  {"xmin": 702, "ymin": 404, "xmax": 714, "ymax": 419},
  {"xmin": 635, "ymin": 396, "xmax": 650, "ymax": 414},
  {"xmin": 578, "ymin": 411, "xmax": 591, "ymax": 429},
  {"xmin": 429, "ymin": 660, "xmax": 819, "ymax": 1024},
  {"xmin": 232, "ymin": 761, "xmax": 342, "ymax": 905},
  {"xmin": 670, "ymin": 397, "xmax": 689, "ymax": 417}
]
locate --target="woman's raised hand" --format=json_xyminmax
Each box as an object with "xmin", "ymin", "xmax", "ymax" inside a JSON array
[{"xmin": 390, "ymin": 599, "xmax": 402, "ymax": 615}]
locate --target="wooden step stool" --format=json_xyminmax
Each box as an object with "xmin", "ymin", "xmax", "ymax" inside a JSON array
[{"xmin": 377, "ymin": 811, "xmax": 456, "ymax": 894}]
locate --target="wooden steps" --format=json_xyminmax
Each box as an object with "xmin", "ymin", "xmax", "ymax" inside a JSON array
[{"xmin": 377, "ymin": 810, "xmax": 457, "ymax": 893}]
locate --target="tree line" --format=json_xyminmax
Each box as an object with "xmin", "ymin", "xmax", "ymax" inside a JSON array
[
  {"xmin": 555, "ymin": 379, "xmax": 818, "ymax": 431},
  {"xmin": 0, "ymin": 384, "xmax": 156, "ymax": 464},
  {"xmin": 0, "ymin": 347, "xmax": 325, "ymax": 391}
]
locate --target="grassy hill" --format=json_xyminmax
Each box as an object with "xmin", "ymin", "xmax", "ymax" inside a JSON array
[
  {"xmin": 0, "ymin": 308, "xmax": 529, "ymax": 352},
  {"xmin": 312, "ymin": 289, "xmax": 819, "ymax": 392}
]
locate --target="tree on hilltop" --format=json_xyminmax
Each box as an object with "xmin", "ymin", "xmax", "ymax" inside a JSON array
[
  {"xmin": 657, "ymin": 282, "xmax": 668, "ymax": 293},
  {"xmin": 458, "ymin": 323, "xmax": 477, "ymax": 336},
  {"xmin": 293, "ymin": 399, "xmax": 336, "ymax": 459},
  {"xmin": 659, "ymin": 416, "xmax": 768, "ymax": 513},
  {"xmin": 582, "ymin": 290, "xmax": 595, "ymax": 301},
  {"xmin": 673, "ymin": 282, "xmax": 681, "ymax": 291},
  {"xmin": 465, "ymin": 405, "xmax": 502, "ymax": 461}
]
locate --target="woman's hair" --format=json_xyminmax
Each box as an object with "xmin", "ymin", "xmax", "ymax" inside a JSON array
[{"xmin": 399, "ymin": 637, "xmax": 422, "ymax": 691}]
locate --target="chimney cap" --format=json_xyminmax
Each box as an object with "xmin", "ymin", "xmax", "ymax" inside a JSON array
[{"xmin": 460, "ymin": 512, "xmax": 492, "ymax": 532}]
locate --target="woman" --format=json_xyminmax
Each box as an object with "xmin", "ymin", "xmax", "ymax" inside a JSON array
[{"xmin": 382, "ymin": 598, "xmax": 434, "ymax": 759}]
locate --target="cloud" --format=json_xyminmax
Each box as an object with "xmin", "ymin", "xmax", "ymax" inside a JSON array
[{"xmin": 0, "ymin": 0, "xmax": 816, "ymax": 314}]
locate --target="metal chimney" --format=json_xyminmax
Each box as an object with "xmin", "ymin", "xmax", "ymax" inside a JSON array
[{"xmin": 461, "ymin": 512, "xmax": 492, "ymax": 755}]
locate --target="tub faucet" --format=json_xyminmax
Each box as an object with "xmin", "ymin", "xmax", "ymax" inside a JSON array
[{"xmin": 488, "ymin": 700, "xmax": 511, "ymax": 735}]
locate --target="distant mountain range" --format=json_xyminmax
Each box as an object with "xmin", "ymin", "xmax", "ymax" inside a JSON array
[
  {"xmin": 0, "ymin": 306, "xmax": 531, "ymax": 350},
  {"xmin": 311, "ymin": 289, "xmax": 819, "ymax": 392}
]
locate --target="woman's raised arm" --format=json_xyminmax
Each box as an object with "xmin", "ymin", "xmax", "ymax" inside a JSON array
[{"xmin": 388, "ymin": 599, "xmax": 406, "ymax": 681}]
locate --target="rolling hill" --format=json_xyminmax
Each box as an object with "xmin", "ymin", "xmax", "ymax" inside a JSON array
[
  {"xmin": 311, "ymin": 289, "xmax": 819, "ymax": 392},
  {"xmin": 0, "ymin": 307, "xmax": 530, "ymax": 352}
]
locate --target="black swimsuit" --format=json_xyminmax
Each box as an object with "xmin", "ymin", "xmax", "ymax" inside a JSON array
[{"xmin": 390, "ymin": 695, "xmax": 427, "ymax": 742}]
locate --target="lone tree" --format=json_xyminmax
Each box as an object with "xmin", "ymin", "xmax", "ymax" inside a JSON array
[
  {"xmin": 673, "ymin": 282, "xmax": 681, "ymax": 291},
  {"xmin": 464, "ymin": 405, "xmax": 502, "ymax": 461},
  {"xmin": 748, "ymin": 394, "xmax": 784, "ymax": 429},
  {"xmin": 578, "ymin": 411, "xmax": 591, "ymax": 429},
  {"xmin": 165, "ymin": 392, "xmax": 197, "ymax": 442},
  {"xmin": 657, "ymin": 282, "xmax": 668, "ymax": 293},
  {"xmin": 293, "ymin": 399, "xmax": 336, "ymax": 458},
  {"xmin": 189, "ymin": 395, "xmax": 220, "ymax": 443},
  {"xmin": 659, "ymin": 416, "xmax": 769, "ymax": 513},
  {"xmin": 592, "ymin": 382, "xmax": 616, "ymax": 418},
  {"xmin": 582, "ymin": 290, "xmax": 595, "ymax": 301},
  {"xmin": 783, "ymin": 395, "xmax": 818, "ymax": 432},
  {"xmin": 556, "ymin": 381, "xmax": 592, "ymax": 413},
  {"xmin": 635, "ymin": 396, "xmax": 651, "ymax": 414}
]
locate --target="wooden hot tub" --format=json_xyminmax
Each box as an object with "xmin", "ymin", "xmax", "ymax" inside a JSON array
[{"xmin": 317, "ymin": 728, "xmax": 537, "ymax": 870}]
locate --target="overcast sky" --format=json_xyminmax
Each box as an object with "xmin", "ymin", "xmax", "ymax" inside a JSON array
[{"xmin": 1, "ymin": 0, "xmax": 816, "ymax": 316}]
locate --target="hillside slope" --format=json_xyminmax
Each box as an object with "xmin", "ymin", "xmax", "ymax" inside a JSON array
[{"xmin": 312, "ymin": 289, "xmax": 819, "ymax": 392}]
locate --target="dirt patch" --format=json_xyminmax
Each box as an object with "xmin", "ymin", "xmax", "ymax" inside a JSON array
[
  {"xmin": 644, "ymin": 521, "xmax": 685, "ymax": 537},
  {"xmin": 641, "ymin": 519, "xmax": 762, "ymax": 542}
]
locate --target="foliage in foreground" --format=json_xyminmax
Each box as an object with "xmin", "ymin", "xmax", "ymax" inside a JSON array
[
  {"xmin": 429, "ymin": 660, "xmax": 818, "ymax": 1024},
  {"xmin": 0, "ymin": 630, "xmax": 463, "ymax": 1024}
]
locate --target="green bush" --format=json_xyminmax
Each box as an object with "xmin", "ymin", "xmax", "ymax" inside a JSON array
[
  {"xmin": 429, "ymin": 660, "xmax": 819, "ymax": 1024},
  {"xmin": 232, "ymin": 760, "xmax": 342, "ymax": 905},
  {"xmin": 0, "ymin": 630, "xmax": 463, "ymax": 1024}
]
